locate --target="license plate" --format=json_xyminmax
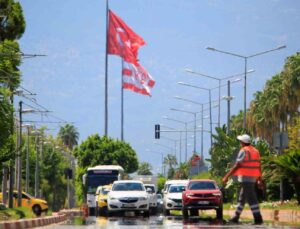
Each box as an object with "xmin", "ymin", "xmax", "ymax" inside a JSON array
[
  {"xmin": 122, "ymin": 203, "xmax": 135, "ymax": 207},
  {"xmin": 198, "ymin": 201, "xmax": 209, "ymax": 204}
]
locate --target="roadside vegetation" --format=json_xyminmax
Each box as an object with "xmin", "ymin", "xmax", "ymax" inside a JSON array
[{"xmin": 0, "ymin": 206, "xmax": 51, "ymax": 221}]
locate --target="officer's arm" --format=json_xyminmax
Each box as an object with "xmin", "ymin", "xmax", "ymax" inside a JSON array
[{"xmin": 222, "ymin": 162, "xmax": 240, "ymax": 184}]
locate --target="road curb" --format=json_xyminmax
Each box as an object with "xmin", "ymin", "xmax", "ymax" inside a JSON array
[{"xmin": 0, "ymin": 214, "xmax": 67, "ymax": 229}]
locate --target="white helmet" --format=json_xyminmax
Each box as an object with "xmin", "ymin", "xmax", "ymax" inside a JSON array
[{"xmin": 237, "ymin": 134, "xmax": 251, "ymax": 144}]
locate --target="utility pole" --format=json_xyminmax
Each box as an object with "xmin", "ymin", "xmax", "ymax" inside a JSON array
[
  {"xmin": 35, "ymin": 134, "xmax": 40, "ymax": 198},
  {"xmin": 227, "ymin": 80, "xmax": 231, "ymax": 134},
  {"xmin": 17, "ymin": 101, "xmax": 22, "ymax": 207},
  {"xmin": 25, "ymin": 126, "xmax": 30, "ymax": 193}
]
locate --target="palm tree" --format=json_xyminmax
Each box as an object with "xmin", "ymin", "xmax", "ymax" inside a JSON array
[
  {"xmin": 163, "ymin": 154, "xmax": 177, "ymax": 179},
  {"xmin": 175, "ymin": 162, "xmax": 189, "ymax": 179},
  {"xmin": 137, "ymin": 162, "xmax": 152, "ymax": 175},
  {"xmin": 58, "ymin": 124, "xmax": 79, "ymax": 150}
]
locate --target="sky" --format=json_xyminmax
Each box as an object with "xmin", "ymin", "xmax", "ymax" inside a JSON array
[{"xmin": 18, "ymin": 0, "xmax": 300, "ymax": 173}]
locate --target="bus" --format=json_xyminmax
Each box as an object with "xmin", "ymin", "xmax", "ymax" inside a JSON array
[{"xmin": 83, "ymin": 165, "xmax": 124, "ymax": 214}]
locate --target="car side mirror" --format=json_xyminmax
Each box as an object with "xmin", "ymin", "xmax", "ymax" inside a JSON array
[{"xmin": 146, "ymin": 188, "xmax": 153, "ymax": 193}]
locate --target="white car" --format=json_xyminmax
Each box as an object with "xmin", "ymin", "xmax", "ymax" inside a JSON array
[
  {"xmin": 107, "ymin": 180, "xmax": 150, "ymax": 217},
  {"xmin": 163, "ymin": 182, "xmax": 188, "ymax": 216},
  {"xmin": 144, "ymin": 184, "xmax": 157, "ymax": 212},
  {"xmin": 163, "ymin": 180, "xmax": 189, "ymax": 194}
]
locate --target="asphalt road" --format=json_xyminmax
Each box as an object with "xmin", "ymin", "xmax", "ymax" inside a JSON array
[{"xmin": 37, "ymin": 214, "xmax": 297, "ymax": 229}]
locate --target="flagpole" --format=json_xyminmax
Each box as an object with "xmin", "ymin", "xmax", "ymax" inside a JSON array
[
  {"xmin": 104, "ymin": 0, "xmax": 109, "ymax": 136},
  {"xmin": 121, "ymin": 59, "xmax": 124, "ymax": 141}
]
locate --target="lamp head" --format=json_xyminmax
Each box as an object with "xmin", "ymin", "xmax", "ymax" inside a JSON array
[{"xmin": 206, "ymin": 47, "xmax": 216, "ymax": 51}]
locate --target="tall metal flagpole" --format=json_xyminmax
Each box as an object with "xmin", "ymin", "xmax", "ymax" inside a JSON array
[
  {"xmin": 121, "ymin": 60, "xmax": 124, "ymax": 141},
  {"xmin": 104, "ymin": 0, "xmax": 109, "ymax": 136}
]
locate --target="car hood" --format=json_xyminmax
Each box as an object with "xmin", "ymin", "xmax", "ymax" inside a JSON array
[
  {"xmin": 34, "ymin": 198, "xmax": 48, "ymax": 205},
  {"xmin": 185, "ymin": 189, "xmax": 221, "ymax": 195},
  {"xmin": 109, "ymin": 191, "xmax": 147, "ymax": 199},
  {"xmin": 166, "ymin": 193, "xmax": 182, "ymax": 200},
  {"xmin": 98, "ymin": 194, "xmax": 108, "ymax": 200}
]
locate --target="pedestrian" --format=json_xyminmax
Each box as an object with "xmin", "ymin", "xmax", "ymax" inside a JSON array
[{"xmin": 222, "ymin": 134, "xmax": 264, "ymax": 225}]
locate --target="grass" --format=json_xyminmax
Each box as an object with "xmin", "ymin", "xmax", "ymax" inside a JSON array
[
  {"xmin": 0, "ymin": 207, "xmax": 36, "ymax": 221},
  {"xmin": 0, "ymin": 206, "xmax": 52, "ymax": 221}
]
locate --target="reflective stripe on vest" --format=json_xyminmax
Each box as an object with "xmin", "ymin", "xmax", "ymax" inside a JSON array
[{"xmin": 233, "ymin": 145, "xmax": 262, "ymax": 177}]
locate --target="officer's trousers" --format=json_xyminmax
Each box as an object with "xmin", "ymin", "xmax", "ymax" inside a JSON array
[{"xmin": 234, "ymin": 182, "xmax": 262, "ymax": 220}]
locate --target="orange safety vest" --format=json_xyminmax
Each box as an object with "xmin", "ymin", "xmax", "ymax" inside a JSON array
[{"xmin": 233, "ymin": 145, "xmax": 262, "ymax": 177}]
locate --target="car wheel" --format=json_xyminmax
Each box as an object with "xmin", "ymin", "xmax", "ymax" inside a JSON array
[
  {"xmin": 190, "ymin": 209, "xmax": 198, "ymax": 216},
  {"xmin": 107, "ymin": 211, "xmax": 114, "ymax": 217},
  {"xmin": 182, "ymin": 207, "xmax": 189, "ymax": 219},
  {"xmin": 32, "ymin": 205, "xmax": 42, "ymax": 216},
  {"xmin": 216, "ymin": 207, "xmax": 223, "ymax": 220},
  {"xmin": 102, "ymin": 207, "xmax": 108, "ymax": 217},
  {"xmin": 143, "ymin": 210, "xmax": 150, "ymax": 217},
  {"xmin": 151, "ymin": 207, "xmax": 157, "ymax": 215},
  {"xmin": 163, "ymin": 207, "xmax": 170, "ymax": 216}
]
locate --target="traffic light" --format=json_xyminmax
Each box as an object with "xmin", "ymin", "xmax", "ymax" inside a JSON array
[{"xmin": 155, "ymin": 124, "xmax": 160, "ymax": 139}]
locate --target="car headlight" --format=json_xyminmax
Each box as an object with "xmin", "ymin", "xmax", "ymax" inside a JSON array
[
  {"xmin": 100, "ymin": 198, "xmax": 107, "ymax": 201},
  {"xmin": 186, "ymin": 193, "xmax": 194, "ymax": 197},
  {"xmin": 139, "ymin": 197, "xmax": 147, "ymax": 201},
  {"xmin": 109, "ymin": 197, "xmax": 116, "ymax": 200},
  {"xmin": 212, "ymin": 193, "xmax": 221, "ymax": 196}
]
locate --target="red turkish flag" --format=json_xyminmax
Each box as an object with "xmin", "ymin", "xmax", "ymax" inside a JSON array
[{"xmin": 108, "ymin": 10, "xmax": 145, "ymax": 64}]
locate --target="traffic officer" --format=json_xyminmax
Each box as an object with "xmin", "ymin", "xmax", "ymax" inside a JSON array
[{"xmin": 222, "ymin": 134, "xmax": 264, "ymax": 225}]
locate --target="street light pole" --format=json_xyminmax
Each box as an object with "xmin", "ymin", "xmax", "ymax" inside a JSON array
[
  {"xmin": 170, "ymin": 108, "xmax": 197, "ymax": 157},
  {"xmin": 177, "ymin": 83, "xmax": 213, "ymax": 148},
  {"xmin": 160, "ymin": 136, "xmax": 178, "ymax": 161},
  {"xmin": 163, "ymin": 117, "xmax": 188, "ymax": 163},
  {"xmin": 185, "ymin": 69, "xmax": 254, "ymax": 128},
  {"xmin": 146, "ymin": 149, "xmax": 165, "ymax": 176},
  {"xmin": 207, "ymin": 45, "xmax": 286, "ymax": 129},
  {"xmin": 209, "ymin": 90, "xmax": 212, "ymax": 147}
]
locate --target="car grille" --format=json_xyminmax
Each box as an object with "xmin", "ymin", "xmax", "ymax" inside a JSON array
[
  {"xmin": 170, "ymin": 199, "xmax": 182, "ymax": 203},
  {"xmin": 118, "ymin": 197, "xmax": 138, "ymax": 203},
  {"xmin": 193, "ymin": 193, "xmax": 214, "ymax": 198}
]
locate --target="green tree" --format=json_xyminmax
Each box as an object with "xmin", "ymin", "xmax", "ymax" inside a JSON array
[
  {"xmin": 137, "ymin": 162, "xmax": 152, "ymax": 175},
  {"xmin": 39, "ymin": 140, "xmax": 68, "ymax": 211},
  {"xmin": 287, "ymin": 116, "xmax": 300, "ymax": 150},
  {"xmin": 208, "ymin": 126, "xmax": 241, "ymax": 178},
  {"xmin": 58, "ymin": 124, "xmax": 79, "ymax": 151},
  {"xmin": 157, "ymin": 175, "xmax": 166, "ymax": 193},
  {"xmin": 0, "ymin": 0, "xmax": 26, "ymax": 41},
  {"xmin": 0, "ymin": 89, "xmax": 13, "ymax": 163},
  {"xmin": 73, "ymin": 134, "xmax": 139, "ymax": 203}
]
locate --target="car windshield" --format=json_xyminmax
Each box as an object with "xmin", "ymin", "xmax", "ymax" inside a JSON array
[
  {"xmin": 169, "ymin": 185, "xmax": 185, "ymax": 193},
  {"xmin": 101, "ymin": 189, "xmax": 110, "ymax": 195},
  {"xmin": 188, "ymin": 181, "xmax": 216, "ymax": 190},
  {"xmin": 145, "ymin": 185, "xmax": 155, "ymax": 193},
  {"xmin": 113, "ymin": 182, "xmax": 145, "ymax": 191}
]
